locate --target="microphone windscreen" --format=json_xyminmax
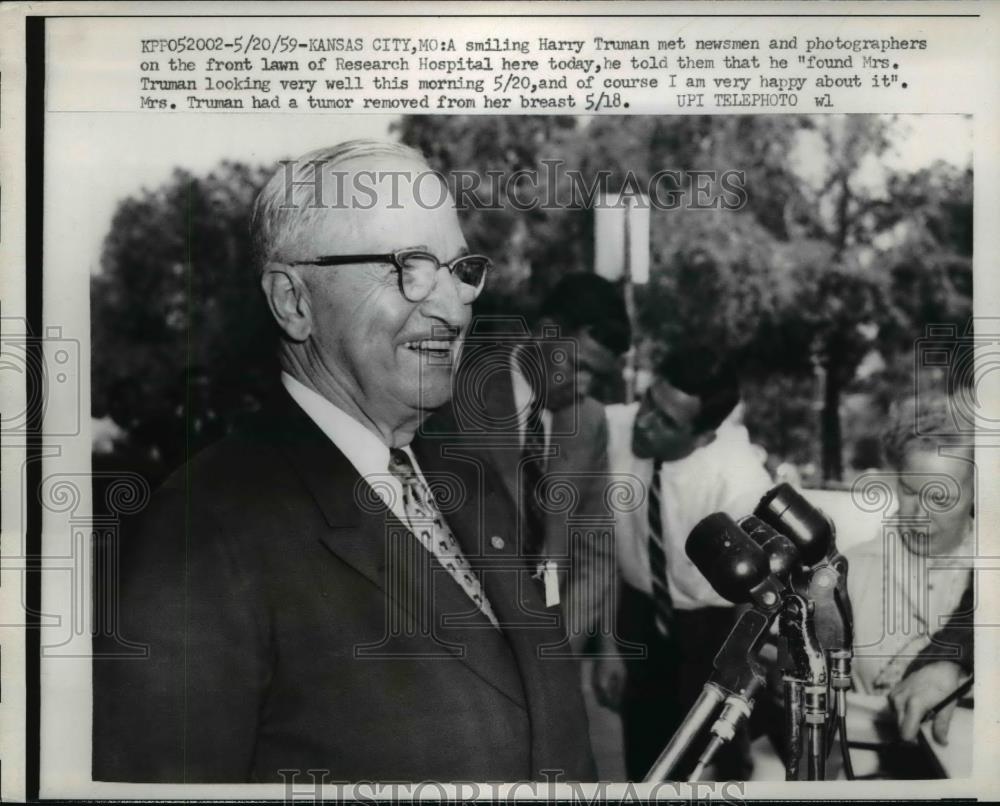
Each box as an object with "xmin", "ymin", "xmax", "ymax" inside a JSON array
[
  {"xmin": 739, "ymin": 515, "xmax": 799, "ymax": 582},
  {"xmin": 754, "ymin": 484, "xmax": 832, "ymax": 566},
  {"xmin": 685, "ymin": 513, "xmax": 770, "ymax": 603}
]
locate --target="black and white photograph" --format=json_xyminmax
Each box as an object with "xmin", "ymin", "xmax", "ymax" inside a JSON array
[
  {"xmin": 1, "ymin": 3, "xmax": 998, "ymax": 802},
  {"xmin": 85, "ymin": 111, "xmax": 978, "ymax": 784}
]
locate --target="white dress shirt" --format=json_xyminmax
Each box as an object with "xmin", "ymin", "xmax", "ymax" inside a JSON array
[
  {"xmin": 282, "ymin": 372, "xmax": 424, "ymax": 528},
  {"xmin": 605, "ymin": 401, "xmax": 773, "ymax": 610}
]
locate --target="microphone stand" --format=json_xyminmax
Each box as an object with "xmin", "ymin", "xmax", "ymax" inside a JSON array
[
  {"xmin": 649, "ymin": 504, "xmax": 852, "ymax": 783},
  {"xmin": 796, "ymin": 537, "xmax": 855, "ymax": 779},
  {"xmin": 688, "ymin": 674, "xmax": 763, "ymax": 781},
  {"xmin": 643, "ymin": 578, "xmax": 784, "ymax": 783},
  {"xmin": 777, "ymin": 592, "xmax": 828, "ymax": 780},
  {"xmin": 755, "ymin": 486, "xmax": 856, "ymax": 779},
  {"xmin": 783, "ymin": 675, "xmax": 804, "ymax": 781},
  {"xmin": 643, "ymin": 587, "xmax": 831, "ymax": 783}
]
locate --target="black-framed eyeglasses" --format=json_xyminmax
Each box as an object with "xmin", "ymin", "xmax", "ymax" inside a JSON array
[{"xmin": 288, "ymin": 248, "xmax": 492, "ymax": 303}]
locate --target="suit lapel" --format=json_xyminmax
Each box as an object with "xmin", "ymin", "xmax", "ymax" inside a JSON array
[
  {"xmin": 271, "ymin": 391, "xmax": 525, "ymax": 707},
  {"xmin": 478, "ymin": 358, "xmax": 523, "ymax": 507},
  {"xmin": 415, "ymin": 436, "xmax": 588, "ymax": 778},
  {"xmin": 421, "ymin": 343, "xmax": 524, "ymax": 509},
  {"xmin": 541, "ymin": 405, "xmax": 577, "ymax": 560}
]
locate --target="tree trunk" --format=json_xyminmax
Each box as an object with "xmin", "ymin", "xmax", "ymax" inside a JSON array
[{"xmin": 821, "ymin": 357, "xmax": 843, "ymax": 482}]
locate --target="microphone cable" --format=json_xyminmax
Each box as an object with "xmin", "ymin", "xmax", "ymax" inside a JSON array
[{"xmin": 839, "ymin": 711, "xmax": 855, "ymax": 780}]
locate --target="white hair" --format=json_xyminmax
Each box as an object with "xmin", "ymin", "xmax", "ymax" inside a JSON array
[{"xmin": 250, "ymin": 139, "xmax": 431, "ymax": 274}]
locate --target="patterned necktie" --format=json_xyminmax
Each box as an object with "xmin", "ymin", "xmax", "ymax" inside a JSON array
[
  {"xmin": 647, "ymin": 459, "xmax": 674, "ymax": 637},
  {"xmin": 387, "ymin": 449, "xmax": 499, "ymax": 629},
  {"xmin": 521, "ymin": 404, "xmax": 548, "ymax": 557}
]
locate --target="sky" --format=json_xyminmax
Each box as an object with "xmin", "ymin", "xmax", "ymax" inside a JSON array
[{"xmin": 789, "ymin": 114, "xmax": 971, "ymax": 194}]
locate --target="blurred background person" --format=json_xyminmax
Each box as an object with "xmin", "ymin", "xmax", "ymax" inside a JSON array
[
  {"xmin": 847, "ymin": 395, "xmax": 974, "ymax": 742},
  {"xmin": 423, "ymin": 272, "xmax": 631, "ymax": 649}
]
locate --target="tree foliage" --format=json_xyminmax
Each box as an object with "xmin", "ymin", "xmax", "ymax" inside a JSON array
[{"xmin": 92, "ymin": 161, "xmax": 277, "ymax": 478}]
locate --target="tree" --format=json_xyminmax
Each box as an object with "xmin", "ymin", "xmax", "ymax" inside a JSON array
[
  {"xmin": 855, "ymin": 160, "xmax": 973, "ymax": 434},
  {"xmin": 878, "ymin": 162, "xmax": 973, "ymax": 347},
  {"xmin": 92, "ymin": 161, "xmax": 276, "ymax": 477},
  {"xmin": 394, "ymin": 115, "xmax": 585, "ymax": 306},
  {"xmin": 584, "ymin": 116, "xmax": 970, "ymax": 480},
  {"xmin": 776, "ymin": 126, "xmax": 972, "ymax": 479}
]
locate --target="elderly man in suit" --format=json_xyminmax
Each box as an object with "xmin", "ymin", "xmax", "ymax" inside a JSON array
[{"xmin": 92, "ymin": 140, "xmax": 596, "ymax": 783}]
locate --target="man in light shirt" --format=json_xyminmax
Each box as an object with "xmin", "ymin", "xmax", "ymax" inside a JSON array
[
  {"xmin": 598, "ymin": 348, "xmax": 772, "ymax": 780},
  {"xmin": 93, "ymin": 140, "xmax": 595, "ymax": 783}
]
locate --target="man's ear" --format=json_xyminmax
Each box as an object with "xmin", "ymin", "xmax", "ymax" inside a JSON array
[{"xmin": 261, "ymin": 266, "xmax": 312, "ymax": 342}]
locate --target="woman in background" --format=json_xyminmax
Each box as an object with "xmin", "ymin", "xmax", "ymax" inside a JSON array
[{"xmin": 846, "ymin": 395, "xmax": 974, "ymax": 744}]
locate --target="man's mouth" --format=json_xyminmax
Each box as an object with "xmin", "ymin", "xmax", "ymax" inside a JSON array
[{"xmin": 402, "ymin": 339, "xmax": 455, "ymax": 356}]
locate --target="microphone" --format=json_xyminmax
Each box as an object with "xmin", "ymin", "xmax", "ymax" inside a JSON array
[
  {"xmin": 754, "ymin": 482, "xmax": 854, "ymax": 724},
  {"xmin": 754, "ymin": 483, "xmax": 833, "ymax": 566},
  {"xmin": 679, "ymin": 502, "xmax": 841, "ymax": 785},
  {"xmin": 739, "ymin": 515, "xmax": 799, "ymax": 584},
  {"xmin": 685, "ymin": 513, "xmax": 775, "ymax": 605},
  {"xmin": 650, "ymin": 513, "xmax": 784, "ymax": 783}
]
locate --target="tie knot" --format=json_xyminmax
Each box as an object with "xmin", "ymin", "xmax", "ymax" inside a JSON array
[{"xmin": 387, "ymin": 448, "xmax": 415, "ymax": 480}]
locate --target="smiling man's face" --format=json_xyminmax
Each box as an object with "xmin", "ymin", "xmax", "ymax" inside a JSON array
[{"xmin": 297, "ymin": 155, "xmax": 472, "ymax": 425}]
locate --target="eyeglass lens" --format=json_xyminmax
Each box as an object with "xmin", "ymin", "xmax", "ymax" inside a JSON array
[{"xmin": 399, "ymin": 253, "xmax": 488, "ymax": 301}]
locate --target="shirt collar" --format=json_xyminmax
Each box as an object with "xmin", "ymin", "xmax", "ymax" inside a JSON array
[
  {"xmin": 281, "ymin": 371, "xmax": 396, "ymax": 478},
  {"xmin": 657, "ymin": 413, "xmax": 749, "ymax": 475},
  {"xmin": 510, "ymin": 349, "xmax": 535, "ymax": 413},
  {"xmin": 509, "ymin": 351, "xmax": 553, "ymax": 444}
]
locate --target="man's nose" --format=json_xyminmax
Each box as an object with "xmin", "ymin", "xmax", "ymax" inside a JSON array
[
  {"xmin": 575, "ymin": 367, "xmax": 594, "ymax": 395},
  {"xmin": 419, "ymin": 266, "xmax": 469, "ymax": 326}
]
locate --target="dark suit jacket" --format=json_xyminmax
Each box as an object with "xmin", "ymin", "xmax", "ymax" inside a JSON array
[
  {"xmin": 419, "ymin": 333, "xmax": 616, "ymax": 644},
  {"xmin": 93, "ymin": 390, "xmax": 596, "ymax": 783},
  {"xmin": 905, "ymin": 579, "xmax": 974, "ymax": 677}
]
